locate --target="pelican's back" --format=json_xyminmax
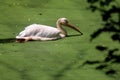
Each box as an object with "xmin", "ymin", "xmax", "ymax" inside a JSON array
[{"xmin": 16, "ymin": 24, "xmax": 61, "ymax": 38}]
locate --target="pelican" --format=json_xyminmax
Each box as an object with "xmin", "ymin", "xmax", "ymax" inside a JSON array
[{"xmin": 16, "ymin": 18, "xmax": 83, "ymax": 42}]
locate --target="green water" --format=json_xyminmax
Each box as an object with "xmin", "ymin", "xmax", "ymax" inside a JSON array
[{"xmin": 0, "ymin": 0, "xmax": 120, "ymax": 80}]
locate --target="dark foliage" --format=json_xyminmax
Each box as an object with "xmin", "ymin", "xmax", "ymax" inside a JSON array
[
  {"xmin": 85, "ymin": 0, "xmax": 120, "ymax": 76},
  {"xmin": 87, "ymin": 0, "xmax": 120, "ymax": 41},
  {"xmin": 106, "ymin": 69, "xmax": 116, "ymax": 75},
  {"xmin": 96, "ymin": 45, "xmax": 108, "ymax": 51},
  {"xmin": 83, "ymin": 60, "xmax": 101, "ymax": 65},
  {"xmin": 104, "ymin": 48, "xmax": 119, "ymax": 62},
  {"xmin": 96, "ymin": 64, "xmax": 108, "ymax": 70},
  {"xmin": 111, "ymin": 33, "xmax": 120, "ymax": 42}
]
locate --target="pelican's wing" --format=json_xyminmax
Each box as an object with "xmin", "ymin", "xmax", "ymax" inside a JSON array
[{"xmin": 16, "ymin": 24, "xmax": 61, "ymax": 39}]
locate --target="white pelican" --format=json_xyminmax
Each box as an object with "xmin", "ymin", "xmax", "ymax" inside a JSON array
[{"xmin": 16, "ymin": 18, "xmax": 83, "ymax": 42}]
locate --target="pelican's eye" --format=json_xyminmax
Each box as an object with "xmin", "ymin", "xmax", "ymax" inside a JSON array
[
  {"xmin": 61, "ymin": 20, "xmax": 68, "ymax": 25},
  {"xmin": 64, "ymin": 20, "xmax": 68, "ymax": 24}
]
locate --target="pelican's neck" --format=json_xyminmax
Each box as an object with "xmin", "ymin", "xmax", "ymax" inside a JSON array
[{"xmin": 56, "ymin": 20, "xmax": 67, "ymax": 36}]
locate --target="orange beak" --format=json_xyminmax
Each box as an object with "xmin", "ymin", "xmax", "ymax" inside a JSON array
[{"xmin": 66, "ymin": 22, "xmax": 83, "ymax": 35}]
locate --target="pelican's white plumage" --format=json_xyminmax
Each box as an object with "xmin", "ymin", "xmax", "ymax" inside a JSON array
[
  {"xmin": 16, "ymin": 18, "xmax": 83, "ymax": 42},
  {"xmin": 16, "ymin": 24, "xmax": 62, "ymax": 40}
]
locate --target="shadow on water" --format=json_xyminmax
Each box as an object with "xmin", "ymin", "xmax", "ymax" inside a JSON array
[
  {"xmin": 67, "ymin": 34, "xmax": 82, "ymax": 37},
  {"xmin": 0, "ymin": 38, "xmax": 16, "ymax": 43},
  {"xmin": 0, "ymin": 34, "xmax": 82, "ymax": 43}
]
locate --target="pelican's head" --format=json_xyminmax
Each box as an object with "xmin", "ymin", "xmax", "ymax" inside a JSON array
[
  {"xmin": 58, "ymin": 18, "xmax": 68, "ymax": 25},
  {"xmin": 58, "ymin": 18, "xmax": 83, "ymax": 35}
]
